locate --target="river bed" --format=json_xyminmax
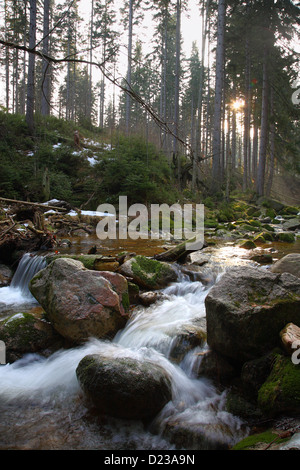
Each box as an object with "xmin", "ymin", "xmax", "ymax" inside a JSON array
[{"xmin": 0, "ymin": 236, "xmax": 299, "ymax": 450}]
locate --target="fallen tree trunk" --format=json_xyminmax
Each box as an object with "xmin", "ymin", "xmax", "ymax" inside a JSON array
[{"xmin": 0, "ymin": 197, "xmax": 67, "ymax": 212}]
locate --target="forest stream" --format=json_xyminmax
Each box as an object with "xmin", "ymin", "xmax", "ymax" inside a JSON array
[{"xmin": 0, "ymin": 236, "xmax": 299, "ymax": 451}]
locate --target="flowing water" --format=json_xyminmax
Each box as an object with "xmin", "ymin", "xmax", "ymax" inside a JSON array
[
  {"xmin": 0, "ymin": 248, "xmax": 252, "ymax": 451},
  {"xmin": 0, "ymin": 253, "xmax": 46, "ymax": 319},
  {"xmin": 0, "ymin": 239, "xmax": 299, "ymax": 450}
]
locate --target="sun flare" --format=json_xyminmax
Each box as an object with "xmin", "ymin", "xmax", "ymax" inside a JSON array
[{"xmin": 231, "ymin": 99, "xmax": 245, "ymax": 111}]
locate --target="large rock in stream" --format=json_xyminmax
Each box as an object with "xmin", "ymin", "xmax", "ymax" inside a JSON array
[
  {"xmin": 118, "ymin": 255, "xmax": 178, "ymax": 290},
  {"xmin": 76, "ymin": 353, "xmax": 172, "ymax": 420},
  {"xmin": 205, "ymin": 266, "xmax": 300, "ymax": 366},
  {"xmin": 29, "ymin": 258, "xmax": 129, "ymax": 343},
  {"xmin": 271, "ymin": 253, "xmax": 300, "ymax": 278}
]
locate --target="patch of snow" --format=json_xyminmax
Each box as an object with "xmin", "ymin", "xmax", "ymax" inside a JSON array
[
  {"xmin": 87, "ymin": 156, "xmax": 97, "ymax": 166},
  {"xmin": 44, "ymin": 210, "xmax": 56, "ymax": 215},
  {"xmin": 42, "ymin": 199, "xmax": 60, "ymax": 205},
  {"xmin": 67, "ymin": 210, "xmax": 115, "ymax": 217}
]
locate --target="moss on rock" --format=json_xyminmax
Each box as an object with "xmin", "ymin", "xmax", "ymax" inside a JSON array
[
  {"xmin": 231, "ymin": 430, "xmax": 284, "ymax": 450},
  {"xmin": 276, "ymin": 232, "xmax": 295, "ymax": 243},
  {"xmin": 257, "ymin": 353, "xmax": 300, "ymax": 416}
]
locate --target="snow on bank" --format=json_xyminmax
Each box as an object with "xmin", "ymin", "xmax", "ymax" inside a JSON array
[{"xmin": 67, "ymin": 210, "xmax": 115, "ymax": 217}]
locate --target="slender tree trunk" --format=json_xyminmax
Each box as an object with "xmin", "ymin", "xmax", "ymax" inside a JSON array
[
  {"xmin": 26, "ymin": 0, "xmax": 36, "ymax": 135},
  {"xmin": 192, "ymin": 0, "xmax": 210, "ymax": 190},
  {"xmin": 256, "ymin": 46, "xmax": 269, "ymax": 197},
  {"xmin": 4, "ymin": 0, "xmax": 10, "ymax": 111},
  {"xmin": 211, "ymin": 0, "xmax": 226, "ymax": 192},
  {"xmin": 20, "ymin": 0, "xmax": 28, "ymax": 115},
  {"xmin": 160, "ymin": 9, "xmax": 168, "ymax": 152},
  {"xmin": 173, "ymin": 0, "xmax": 181, "ymax": 189},
  {"xmin": 266, "ymin": 87, "xmax": 275, "ymax": 197},
  {"xmin": 225, "ymin": 111, "xmax": 231, "ymax": 202},
  {"xmin": 125, "ymin": 0, "xmax": 133, "ymax": 134},
  {"xmin": 88, "ymin": 0, "xmax": 94, "ymax": 121},
  {"xmin": 252, "ymin": 98, "xmax": 258, "ymax": 182},
  {"xmin": 243, "ymin": 34, "xmax": 251, "ymax": 190},
  {"xmin": 41, "ymin": 0, "xmax": 50, "ymax": 115}
]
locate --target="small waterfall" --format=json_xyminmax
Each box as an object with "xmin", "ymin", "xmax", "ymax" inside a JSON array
[
  {"xmin": 0, "ymin": 253, "xmax": 46, "ymax": 308},
  {"xmin": 10, "ymin": 253, "xmax": 47, "ymax": 296}
]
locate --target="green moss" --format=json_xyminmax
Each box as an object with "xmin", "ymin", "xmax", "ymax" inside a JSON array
[
  {"xmin": 262, "ymin": 224, "xmax": 275, "ymax": 232},
  {"xmin": 276, "ymin": 232, "xmax": 295, "ymax": 243},
  {"xmin": 258, "ymin": 354, "xmax": 300, "ymax": 416},
  {"xmin": 239, "ymin": 240, "xmax": 257, "ymax": 249},
  {"xmin": 248, "ymin": 219, "xmax": 262, "ymax": 228},
  {"xmin": 266, "ymin": 208, "xmax": 277, "ymax": 219},
  {"xmin": 0, "ymin": 312, "xmax": 48, "ymax": 350},
  {"xmin": 121, "ymin": 291, "xmax": 130, "ymax": 311},
  {"xmin": 204, "ymin": 219, "xmax": 219, "ymax": 229},
  {"xmin": 253, "ymin": 234, "xmax": 266, "ymax": 244},
  {"xmin": 231, "ymin": 430, "xmax": 280, "ymax": 450},
  {"xmin": 247, "ymin": 287, "xmax": 268, "ymax": 305},
  {"xmin": 131, "ymin": 255, "xmax": 171, "ymax": 288},
  {"xmin": 282, "ymin": 206, "xmax": 299, "ymax": 215},
  {"xmin": 239, "ymin": 223, "xmax": 260, "ymax": 233}
]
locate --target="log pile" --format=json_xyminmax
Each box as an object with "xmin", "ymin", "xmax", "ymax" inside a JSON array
[
  {"xmin": 0, "ymin": 199, "xmax": 66, "ymax": 263},
  {"xmin": 0, "ymin": 206, "xmax": 56, "ymax": 265}
]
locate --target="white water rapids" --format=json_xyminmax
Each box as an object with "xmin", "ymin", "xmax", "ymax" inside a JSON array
[{"xmin": 0, "ymin": 250, "xmax": 249, "ymax": 450}]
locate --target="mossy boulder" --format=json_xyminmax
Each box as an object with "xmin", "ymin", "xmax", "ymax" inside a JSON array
[
  {"xmin": 238, "ymin": 224, "xmax": 261, "ymax": 233},
  {"xmin": 239, "ymin": 239, "xmax": 257, "ymax": 250},
  {"xmin": 257, "ymin": 353, "xmax": 300, "ymax": 416},
  {"xmin": 0, "ymin": 312, "xmax": 60, "ymax": 362},
  {"xmin": 276, "ymin": 232, "xmax": 295, "ymax": 243},
  {"xmin": 119, "ymin": 255, "xmax": 178, "ymax": 290},
  {"xmin": 30, "ymin": 258, "xmax": 129, "ymax": 343},
  {"xmin": 205, "ymin": 266, "xmax": 300, "ymax": 365},
  {"xmin": 253, "ymin": 234, "xmax": 266, "ymax": 244},
  {"xmin": 282, "ymin": 206, "xmax": 299, "ymax": 216},
  {"xmin": 76, "ymin": 352, "xmax": 172, "ymax": 420}
]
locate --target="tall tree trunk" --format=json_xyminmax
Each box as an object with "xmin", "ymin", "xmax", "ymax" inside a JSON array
[
  {"xmin": 266, "ymin": 87, "xmax": 275, "ymax": 197},
  {"xmin": 26, "ymin": 0, "xmax": 36, "ymax": 135},
  {"xmin": 192, "ymin": 0, "xmax": 210, "ymax": 190},
  {"xmin": 4, "ymin": 0, "xmax": 10, "ymax": 111},
  {"xmin": 88, "ymin": 0, "xmax": 94, "ymax": 121},
  {"xmin": 211, "ymin": 0, "xmax": 226, "ymax": 192},
  {"xmin": 173, "ymin": 0, "xmax": 181, "ymax": 189},
  {"xmin": 256, "ymin": 46, "xmax": 269, "ymax": 197},
  {"xmin": 160, "ymin": 8, "xmax": 168, "ymax": 153},
  {"xmin": 243, "ymin": 34, "xmax": 251, "ymax": 190},
  {"xmin": 252, "ymin": 95, "xmax": 259, "ymax": 182},
  {"xmin": 41, "ymin": 0, "xmax": 50, "ymax": 116},
  {"xmin": 125, "ymin": 0, "xmax": 133, "ymax": 134}
]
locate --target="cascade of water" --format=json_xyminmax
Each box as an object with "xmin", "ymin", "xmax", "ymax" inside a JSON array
[
  {"xmin": 0, "ymin": 253, "xmax": 46, "ymax": 307},
  {"xmin": 10, "ymin": 253, "xmax": 47, "ymax": 296}
]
